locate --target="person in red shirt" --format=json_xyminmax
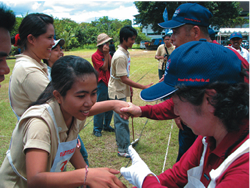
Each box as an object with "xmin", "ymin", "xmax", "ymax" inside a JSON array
[
  {"xmin": 92, "ymin": 33, "xmax": 114, "ymax": 137},
  {"xmin": 120, "ymin": 40, "xmax": 249, "ymax": 188},
  {"xmin": 122, "ymin": 3, "xmax": 249, "ymax": 163}
]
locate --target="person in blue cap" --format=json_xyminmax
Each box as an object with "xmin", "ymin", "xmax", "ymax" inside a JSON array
[
  {"xmin": 121, "ymin": 3, "xmax": 249, "ymax": 163},
  {"xmin": 229, "ymin": 32, "xmax": 249, "ymax": 63},
  {"xmin": 158, "ymin": 3, "xmax": 213, "ymax": 161},
  {"xmin": 120, "ymin": 40, "xmax": 249, "ymax": 188}
]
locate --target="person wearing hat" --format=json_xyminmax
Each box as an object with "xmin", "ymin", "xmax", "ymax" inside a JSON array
[
  {"xmin": 92, "ymin": 33, "xmax": 115, "ymax": 137},
  {"xmin": 229, "ymin": 32, "xmax": 249, "ymax": 63},
  {"xmin": 108, "ymin": 26, "xmax": 153, "ymax": 158},
  {"xmin": 120, "ymin": 3, "xmax": 249, "ymax": 163},
  {"xmin": 43, "ymin": 38, "xmax": 65, "ymax": 81},
  {"xmin": 155, "ymin": 34, "xmax": 175, "ymax": 80},
  {"xmin": 158, "ymin": 3, "xmax": 213, "ymax": 162},
  {"xmin": 120, "ymin": 40, "xmax": 249, "ymax": 188}
]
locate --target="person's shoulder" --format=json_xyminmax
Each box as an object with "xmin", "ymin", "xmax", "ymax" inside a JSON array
[
  {"xmin": 241, "ymin": 47, "xmax": 249, "ymax": 53},
  {"xmin": 170, "ymin": 43, "xmax": 176, "ymax": 49},
  {"xmin": 158, "ymin": 44, "xmax": 165, "ymax": 48}
]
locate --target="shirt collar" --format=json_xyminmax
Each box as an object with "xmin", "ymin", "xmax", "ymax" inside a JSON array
[
  {"xmin": 16, "ymin": 54, "xmax": 48, "ymax": 73},
  {"xmin": 96, "ymin": 48, "xmax": 104, "ymax": 57},
  {"xmin": 118, "ymin": 45, "xmax": 130, "ymax": 56}
]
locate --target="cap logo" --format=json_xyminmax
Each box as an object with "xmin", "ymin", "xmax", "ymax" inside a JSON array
[
  {"xmin": 178, "ymin": 78, "xmax": 210, "ymax": 82},
  {"xmin": 173, "ymin": 8, "xmax": 180, "ymax": 17},
  {"xmin": 164, "ymin": 59, "xmax": 171, "ymax": 76}
]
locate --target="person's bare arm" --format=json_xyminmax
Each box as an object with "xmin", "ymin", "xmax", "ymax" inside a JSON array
[
  {"xmin": 120, "ymin": 75, "xmax": 153, "ymax": 89},
  {"xmin": 25, "ymin": 148, "xmax": 126, "ymax": 188}
]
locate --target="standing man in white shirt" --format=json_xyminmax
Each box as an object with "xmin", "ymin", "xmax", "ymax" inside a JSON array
[{"xmin": 229, "ymin": 32, "xmax": 249, "ymax": 63}]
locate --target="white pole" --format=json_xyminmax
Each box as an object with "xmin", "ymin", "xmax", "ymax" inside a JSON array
[{"xmin": 162, "ymin": 120, "xmax": 174, "ymax": 173}]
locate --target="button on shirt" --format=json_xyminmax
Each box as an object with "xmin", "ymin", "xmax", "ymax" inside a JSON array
[{"xmin": 9, "ymin": 54, "xmax": 49, "ymax": 116}]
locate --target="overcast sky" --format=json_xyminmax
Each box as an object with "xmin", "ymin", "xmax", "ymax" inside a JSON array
[{"xmin": 1, "ymin": 1, "xmax": 139, "ymax": 25}]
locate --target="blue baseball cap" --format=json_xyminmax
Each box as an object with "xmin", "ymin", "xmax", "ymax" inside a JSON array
[
  {"xmin": 140, "ymin": 39, "xmax": 243, "ymax": 101},
  {"xmin": 208, "ymin": 27, "xmax": 215, "ymax": 35},
  {"xmin": 158, "ymin": 3, "xmax": 213, "ymax": 29},
  {"xmin": 230, "ymin": 32, "xmax": 243, "ymax": 39}
]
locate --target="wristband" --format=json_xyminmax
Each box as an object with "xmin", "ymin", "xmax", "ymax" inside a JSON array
[{"xmin": 82, "ymin": 165, "xmax": 88, "ymax": 188}]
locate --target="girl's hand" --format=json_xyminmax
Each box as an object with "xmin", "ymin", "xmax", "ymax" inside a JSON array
[{"xmin": 86, "ymin": 168, "xmax": 127, "ymax": 188}]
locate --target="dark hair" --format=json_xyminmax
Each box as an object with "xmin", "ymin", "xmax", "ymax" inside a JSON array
[
  {"xmin": 163, "ymin": 34, "xmax": 171, "ymax": 40},
  {"xmin": 175, "ymin": 81, "xmax": 249, "ymax": 132},
  {"xmin": 30, "ymin": 55, "xmax": 98, "ymax": 106},
  {"xmin": 119, "ymin": 26, "xmax": 137, "ymax": 44},
  {"xmin": 0, "ymin": 5, "xmax": 16, "ymax": 32},
  {"xmin": 18, "ymin": 13, "xmax": 54, "ymax": 48}
]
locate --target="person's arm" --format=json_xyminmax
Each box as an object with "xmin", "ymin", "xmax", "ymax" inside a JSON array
[
  {"xmin": 142, "ymin": 136, "xmax": 204, "ymax": 188},
  {"xmin": 24, "ymin": 119, "xmax": 126, "ymax": 188},
  {"xmin": 120, "ymin": 98, "xmax": 178, "ymax": 120},
  {"xmin": 70, "ymin": 148, "xmax": 87, "ymax": 169},
  {"xmin": 120, "ymin": 75, "xmax": 153, "ymax": 90},
  {"xmin": 26, "ymin": 149, "xmax": 126, "ymax": 188},
  {"xmin": 155, "ymin": 55, "xmax": 164, "ymax": 60},
  {"xmin": 155, "ymin": 45, "xmax": 168, "ymax": 61},
  {"xmin": 88, "ymin": 100, "xmax": 129, "ymax": 116}
]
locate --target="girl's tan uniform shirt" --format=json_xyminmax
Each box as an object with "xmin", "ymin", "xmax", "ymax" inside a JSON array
[
  {"xmin": 9, "ymin": 54, "xmax": 49, "ymax": 116},
  {"xmin": 0, "ymin": 99, "xmax": 85, "ymax": 188}
]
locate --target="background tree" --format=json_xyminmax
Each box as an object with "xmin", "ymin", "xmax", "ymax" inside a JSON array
[
  {"xmin": 11, "ymin": 15, "xmax": 148, "ymax": 51},
  {"xmin": 134, "ymin": 1, "xmax": 243, "ymax": 32}
]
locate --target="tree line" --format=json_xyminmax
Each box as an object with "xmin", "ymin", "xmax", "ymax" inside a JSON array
[
  {"xmin": 10, "ymin": 1, "xmax": 248, "ymax": 52},
  {"xmin": 11, "ymin": 16, "xmax": 150, "ymax": 52}
]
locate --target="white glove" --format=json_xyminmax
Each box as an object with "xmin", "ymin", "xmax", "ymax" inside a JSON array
[{"xmin": 120, "ymin": 145, "xmax": 160, "ymax": 188}]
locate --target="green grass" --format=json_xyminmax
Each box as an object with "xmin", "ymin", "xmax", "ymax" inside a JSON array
[{"xmin": 0, "ymin": 49, "xmax": 179, "ymax": 188}]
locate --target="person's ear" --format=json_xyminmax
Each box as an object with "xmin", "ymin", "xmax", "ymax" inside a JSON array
[
  {"xmin": 53, "ymin": 90, "xmax": 62, "ymax": 104},
  {"xmin": 27, "ymin": 34, "xmax": 35, "ymax": 46},
  {"xmin": 192, "ymin": 26, "xmax": 201, "ymax": 40},
  {"xmin": 205, "ymin": 89, "xmax": 217, "ymax": 113}
]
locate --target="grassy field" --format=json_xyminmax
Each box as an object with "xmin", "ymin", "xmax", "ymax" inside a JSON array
[{"xmin": 0, "ymin": 49, "xmax": 179, "ymax": 187}]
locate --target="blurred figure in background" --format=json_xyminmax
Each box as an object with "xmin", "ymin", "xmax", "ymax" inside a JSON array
[
  {"xmin": 155, "ymin": 34, "xmax": 175, "ymax": 80},
  {"xmin": 43, "ymin": 38, "xmax": 65, "ymax": 81}
]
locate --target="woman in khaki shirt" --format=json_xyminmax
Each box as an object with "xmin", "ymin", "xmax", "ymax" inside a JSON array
[
  {"xmin": 0, "ymin": 56, "xmax": 128, "ymax": 188},
  {"xmin": 9, "ymin": 13, "xmax": 53, "ymax": 119}
]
